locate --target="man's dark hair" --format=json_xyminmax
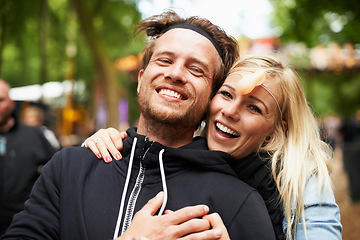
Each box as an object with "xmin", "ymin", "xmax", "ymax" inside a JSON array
[{"xmin": 135, "ymin": 10, "xmax": 239, "ymax": 96}]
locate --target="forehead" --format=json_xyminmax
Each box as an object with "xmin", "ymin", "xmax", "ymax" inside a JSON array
[
  {"xmin": 0, "ymin": 83, "xmax": 10, "ymax": 99},
  {"xmin": 225, "ymin": 71, "xmax": 282, "ymax": 100},
  {"xmin": 154, "ymin": 28, "xmax": 219, "ymax": 66}
]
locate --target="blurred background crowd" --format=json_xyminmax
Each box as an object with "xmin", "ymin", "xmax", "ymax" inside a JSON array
[{"xmin": 0, "ymin": 0, "xmax": 359, "ymax": 238}]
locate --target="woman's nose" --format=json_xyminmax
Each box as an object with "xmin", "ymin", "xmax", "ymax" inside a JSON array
[{"xmin": 221, "ymin": 102, "xmax": 241, "ymax": 122}]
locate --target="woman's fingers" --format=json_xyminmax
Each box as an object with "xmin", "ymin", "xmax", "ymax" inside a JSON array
[
  {"xmin": 86, "ymin": 128, "xmax": 124, "ymax": 163},
  {"xmin": 85, "ymin": 138, "xmax": 102, "ymax": 159},
  {"xmin": 104, "ymin": 128, "xmax": 124, "ymax": 161},
  {"xmin": 91, "ymin": 129, "xmax": 115, "ymax": 163}
]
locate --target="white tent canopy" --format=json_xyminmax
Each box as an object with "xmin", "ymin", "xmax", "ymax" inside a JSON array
[{"xmin": 9, "ymin": 80, "xmax": 85, "ymax": 105}]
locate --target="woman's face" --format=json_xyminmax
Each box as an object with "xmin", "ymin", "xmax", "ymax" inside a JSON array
[{"xmin": 206, "ymin": 71, "xmax": 281, "ymax": 159}]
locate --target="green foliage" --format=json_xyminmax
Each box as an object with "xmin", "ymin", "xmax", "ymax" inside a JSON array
[
  {"xmin": 270, "ymin": 0, "xmax": 360, "ymax": 46},
  {"xmin": 269, "ymin": 0, "xmax": 360, "ymax": 119},
  {"xmin": 0, "ymin": 0, "xmax": 143, "ymax": 90},
  {"xmin": 299, "ymin": 69, "xmax": 360, "ymax": 118}
]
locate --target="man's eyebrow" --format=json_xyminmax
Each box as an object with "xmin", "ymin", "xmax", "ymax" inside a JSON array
[
  {"xmin": 188, "ymin": 56, "xmax": 210, "ymax": 74},
  {"xmin": 153, "ymin": 50, "xmax": 175, "ymax": 58}
]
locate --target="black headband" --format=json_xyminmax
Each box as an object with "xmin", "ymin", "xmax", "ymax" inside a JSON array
[{"xmin": 160, "ymin": 23, "xmax": 225, "ymax": 63}]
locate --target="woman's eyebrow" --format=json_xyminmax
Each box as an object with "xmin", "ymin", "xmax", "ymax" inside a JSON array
[
  {"xmin": 222, "ymin": 84, "xmax": 235, "ymax": 90},
  {"xmin": 249, "ymin": 95, "xmax": 269, "ymax": 114}
]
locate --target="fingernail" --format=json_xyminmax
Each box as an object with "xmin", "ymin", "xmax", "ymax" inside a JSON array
[
  {"xmin": 204, "ymin": 205, "xmax": 209, "ymax": 212},
  {"xmin": 115, "ymin": 153, "xmax": 122, "ymax": 160},
  {"xmin": 164, "ymin": 210, "xmax": 169, "ymax": 214},
  {"xmin": 105, "ymin": 156, "xmax": 112, "ymax": 163},
  {"xmin": 97, "ymin": 153, "xmax": 102, "ymax": 159},
  {"xmin": 214, "ymin": 229, "xmax": 222, "ymax": 238}
]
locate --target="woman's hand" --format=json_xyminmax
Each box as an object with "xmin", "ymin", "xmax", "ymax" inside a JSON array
[
  {"xmin": 84, "ymin": 128, "xmax": 126, "ymax": 163},
  {"xmin": 118, "ymin": 192, "xmax": 224, "ymax": 240}
]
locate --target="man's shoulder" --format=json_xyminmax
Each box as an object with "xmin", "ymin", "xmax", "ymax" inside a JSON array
[
  {"xmin": 12, "ymin": 122, "xmax": 42, "ymax": 135},
  {"xmin": 55, "ymin": 146, "xmax": 97, "ymax": 160},
  {"xmin": 48, "ymin": 146, "xmax": 101, "ymax": 169}
]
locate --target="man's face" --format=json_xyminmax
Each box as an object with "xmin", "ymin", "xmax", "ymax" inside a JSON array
[
  {"xmin": 137, "ymin": 28, "xmax": 219, "ymax": 129},
  {"xmin": 0, "ymin": 82, "xmax": 14, "ymax": 127}
]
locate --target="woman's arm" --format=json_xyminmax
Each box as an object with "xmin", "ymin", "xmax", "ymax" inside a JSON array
[{"xmin": 288, "ymin": 174, "xmax": 342, "ymax": 240}]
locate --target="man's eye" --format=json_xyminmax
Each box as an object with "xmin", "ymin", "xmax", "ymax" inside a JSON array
[
  {"xmin": 157, "ymin": 58, "xmax": 172, "ymax": 64},
  {"xmin": 189, "ymin": 67, "xmax": 204, "ymax": 76}
]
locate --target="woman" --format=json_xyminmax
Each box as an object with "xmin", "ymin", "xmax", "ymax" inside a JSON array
[{"xmin": 84, "ymin": 54, "xmax": 342, "ymax": 240}]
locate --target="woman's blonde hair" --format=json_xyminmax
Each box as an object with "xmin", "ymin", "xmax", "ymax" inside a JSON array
[{"xmin": 229, "ymin": 54, "xmax": 333, "ymax": 239}]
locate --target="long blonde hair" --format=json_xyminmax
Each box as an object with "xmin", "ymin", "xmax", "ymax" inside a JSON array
[{"xmin": 229, "ymin": 55, "xmax": 333, "ymax": 239}]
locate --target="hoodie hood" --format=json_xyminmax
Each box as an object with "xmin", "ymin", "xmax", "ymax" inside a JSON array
[{"xmin": 124, "ymin": 127, "xmax": 237, "ymax": 177}]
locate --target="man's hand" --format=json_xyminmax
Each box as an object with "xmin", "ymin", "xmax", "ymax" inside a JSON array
[{"xmin": 118, "ymin": 192, "xmax": 224, "ymax": 240}]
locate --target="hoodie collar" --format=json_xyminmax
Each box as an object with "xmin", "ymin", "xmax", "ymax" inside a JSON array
[{"xmin": 124, "ymin": 127, "xmax": 237, "ymax": 177}]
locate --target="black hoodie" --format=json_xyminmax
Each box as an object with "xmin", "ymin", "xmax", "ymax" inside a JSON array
[
  {"xmin": 228, "ymin": 152, "xmax": 285, "ymax": 240},
  {"xmin": 2, "ymin": 127, "xmax": 275, "ymax": 240}
]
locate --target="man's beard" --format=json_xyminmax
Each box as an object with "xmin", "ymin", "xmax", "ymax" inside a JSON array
[
  {"xmin": 0, "ymin": 110, "xmax": 13, "ymax": 127},
  {"xmin": 138, "ymin": 95, "xmax": 205, "ymax": 130}
]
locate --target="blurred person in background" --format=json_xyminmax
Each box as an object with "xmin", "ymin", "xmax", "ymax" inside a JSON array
[
  {"xmin": 320, "ymin": 115, "xmax": 341, "ymax": 151},
  {"xmin": 0, "ymin": 79, "xmax": 57, "ymax": 235},
  {"xmin": 340, "ymin": 115, "xmax": 360, "ymax": 202},
  {"xmin": 21, "ymin": 105, "xmax": 61, "ymax": 150}
]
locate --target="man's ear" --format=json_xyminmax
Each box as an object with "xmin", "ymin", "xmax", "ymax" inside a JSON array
[{"xmin": 137, "ymin": 69, "xmax": 144, "ymax": 94}]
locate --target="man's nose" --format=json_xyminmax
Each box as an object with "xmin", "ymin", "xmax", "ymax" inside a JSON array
[{"xmin": 164, "ymin": 63, "xmax": 188, "ymax": 84}]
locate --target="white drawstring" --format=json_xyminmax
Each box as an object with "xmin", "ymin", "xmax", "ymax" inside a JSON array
[
  {"xmin": 113, "ymin": 137, "xmax": 137, "ymax": 240},
  {"xmin": 113, "ymin": 141, "xmax": 168, "ymax": 239},
  {"xmin": 157, "ymin": 149, "xmax": 168, "ymax": 216}
]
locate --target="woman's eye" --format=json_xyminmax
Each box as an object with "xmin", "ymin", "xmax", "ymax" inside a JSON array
[
  {"xmin": 219, "ymin": 90, "xmax": 233, "ymax": 99},
  {"xmin": 249, "ymin": 105, "xmax": 262, "ymax": 114}
]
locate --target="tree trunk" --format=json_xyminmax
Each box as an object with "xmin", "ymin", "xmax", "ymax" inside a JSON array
[
  {"xmin": 39, "ymin": 0, "xmax": 48, "ymax": 85},
  {"xmin": 71, "ymin": 0, "xmax": 119, "ymax": 128}
]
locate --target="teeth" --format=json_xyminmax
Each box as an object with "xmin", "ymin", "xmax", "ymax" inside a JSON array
[
  {"xmin": 159, "ymin": 89, "xmax": 182, "ymax": 99},
  {"xmin": 216, "ymin": 122, "xmax": 239, "ymax": 137}
]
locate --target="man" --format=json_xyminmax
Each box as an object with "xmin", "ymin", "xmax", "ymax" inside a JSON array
[
  {"xmin": 0, "ymin": 80, "xmax": 57, "ymax": 235},
  {"xmin": 2, "ymin": 11, "xmax": 275, "ymax": 239},
  {"xmin": 21, "ymin": 105, "xmax": 61, "ymax": 150}
]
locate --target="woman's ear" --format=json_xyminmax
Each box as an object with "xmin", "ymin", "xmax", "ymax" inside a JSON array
[{"xmin": 282, "ymin": 120, "xmax": 288, "ymax": 132}]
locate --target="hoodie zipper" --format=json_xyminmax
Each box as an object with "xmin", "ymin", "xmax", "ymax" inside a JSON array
[{"xmin": 120, "ymin": 138, "xmax": 153, "ymax": 235}]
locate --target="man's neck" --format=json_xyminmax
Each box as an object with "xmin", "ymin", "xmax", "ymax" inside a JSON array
[
  {"xmin": 0, "ymin": 117, "xmax": 15, "ymax": 133},
  {"xmin": 137, "ymin": 116, "xmax": 195, "ymax": 148}
]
